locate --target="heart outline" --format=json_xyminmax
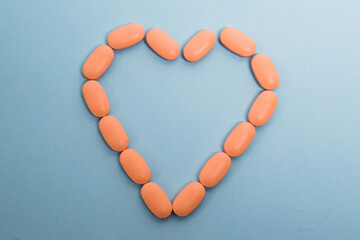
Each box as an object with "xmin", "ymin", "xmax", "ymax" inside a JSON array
[{"xmin": 81, "ymin": 24, "xmax": 279, "ymax": 218}]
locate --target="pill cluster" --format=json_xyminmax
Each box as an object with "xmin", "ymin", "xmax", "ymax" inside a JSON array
[{"xmin": 82, "ymin": 23, "xmax": 280, "ymax": 218}]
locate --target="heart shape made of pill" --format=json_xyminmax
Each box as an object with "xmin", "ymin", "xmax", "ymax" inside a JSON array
[{"xmin": 81, "ymin": 23, "xmax": 280, "ymax": 219}]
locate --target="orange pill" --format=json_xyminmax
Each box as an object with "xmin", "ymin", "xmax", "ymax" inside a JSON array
[
  {"xmin": 120, "ymin": 149, "xmax": 151, "ymax": 185},
  {"xmin": 183, "ymin": 30, "xmax": 216, "ymax": 62},
  {"xmin": 199, "ymin": 152, "xmax": 231, "ymax": 188},
  {"xmin": 141, "ymin": 182, "xmax": 172, "ymax": 219},
  {"xmin": 251, "ymin": 53, "xmax": 280, "ymax": 90},
  {"xmin": 172, "ymin": 182, "xmax": 205, "ymax": 217},
  {"xmin": 82, "ymin": 81, "xmax": 110, "ymax": 117},
  {"xmin": 224, "ymin": 122, "xmax": 256, "ymax": 157},
  {"xmin": 82, "ymin": 45, "xmax": 114, "ymax": 80},
  {"xmin": 220, "ymin": 27, "xmax": 256, "ymax": 57},
  {"xmin": 107, "ymin": 23, "xmax": 145, "ymax": 50},
  {"xmin": 146, "ymin": 28, "xmax": 180, "ymax": 60},
  {"xmin": 99, "ymin": 115, "xmax": 129, "ymax": 151},
  {"xmin": 248, "ymin": 91, "xmax": 278, "ymax": 127}
]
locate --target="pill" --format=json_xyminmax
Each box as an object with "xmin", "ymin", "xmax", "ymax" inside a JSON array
[
  {"xmin": 107, "ymin": 23, "xmax": 145, "ymax": 50},
  {"xmin": 141, "ymin": 182, "xmax": 172, "ymax": 218},
  {"xmin": 224, "ymin": 122, "xmax": 256, "ymax": 157},
  {"xmin": 120, "ymin": 149, "xmax": 151, "ymax": 185},
  {"xmin": 248, "ymin": 91, "xmax": 278, "ymax": 127},
  {"xmin": 172, "ymin": 182, "xmax": 205, "ymax": 217},
  {"xmin": 82, "ymin": 45, "xmax": 114, "ymax": 80},
  {"xmin": 99, "ymin": 115, "xmax": 129, "ymax": 151},
  {"xmin": 82, "ymin": 81, "xmax": 110, "ymax": 117},
  {"xmin": 251, "ymin": 53, "xmax": 280, "ymax": 90},
  {"xmin": 199, "ymin": 152, "xmax": 231, "ymax": 188},
  {"xmin": 220, "ymin": 27, "xmax": 256, "ymax": 57},
  {"xmin": 146, "ymin": 28, "xmax": 180, "ymax": 60},
  {"xmin": 183, "ymin": 30, "xmax": 216, "ymax": 62}
]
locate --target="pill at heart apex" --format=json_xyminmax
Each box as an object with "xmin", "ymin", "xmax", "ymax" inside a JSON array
[{"xmin": 81, "ymin": 23, "xmax": 280, "ymax": 218}]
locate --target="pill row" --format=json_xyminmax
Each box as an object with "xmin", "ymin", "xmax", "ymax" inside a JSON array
[
  {"xmin": 83, "ymin": 24, "xmax": 280, "ymax": 90},
  {"xmin": 81, "ymin": 23, "xmax": 279, "ymax": 218}
]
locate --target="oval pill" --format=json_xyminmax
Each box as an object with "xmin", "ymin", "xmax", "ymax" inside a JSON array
[
  {"xmin": 146, "ymin": 28, "xmax": 180, "ymax": 60},
  {"xmin": 183, "ymin": 30, "xmax": 216, "ymax": 62},
  {"xmin": 107, "ymin": 23, "xmax": 145, "ymax": 50},
  {"xmin": 220, "ymin": 27, "xmax": 256, "ymax": 57},
  {"xmin": 120, "ymin": 149, "xmax": 151, "ymax": 185},
  {"xmin": 172, "ymin": 182, "xmax": 205, "ymax": 217},
  {"xmin": 99, "ymin": 115, "xmax": 129, "ymax": 151},
  {"xmin": 82, "ymin": 45, "xmax": 114, "ymax": 80},
  {"xmin": 251, "ymin": 53, "xmax": 280, "ymax": 90},
  {"xmin": 224, "ymin": 122, "xmax": 256, "ymax": 157},
  {"xmin": 248, "ymin": 91, "xmax": 278, "ymax": 127},
  {"xmin": 82, "ymin": 81, "xmax": 110, "ymax": 117},
  {"xmin": 199, "ymin": 152, "xmax": 231, "ymax": 188},
  {"xmin": 141, "ymin": 182, "xmax": 172, "ymax": 219}
]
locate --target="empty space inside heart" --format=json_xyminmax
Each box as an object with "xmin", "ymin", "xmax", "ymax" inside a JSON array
[{"xmin": 94, "ymin": 43, "xmax": 260, "ymax": 196}]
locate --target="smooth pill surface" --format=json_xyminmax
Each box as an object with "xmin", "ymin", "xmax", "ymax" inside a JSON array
[
  {"xmin": 141, "ymin": 182, "xmax": 172, "ymax": 219},
  {"xmin": 224, "ymin": 122, "xmax": 256, "ymax": 157},
  {"xmin": 248, "ymin": 91, "xmax": 278, "ymax": 127},
  {"xmin": 172, "ymin": 182, "xmax": 205, "ymax": 217},
  {"xmin": 82, "ymin": 81, "xmax": 110, "ymax": 117},
  {"xmin": 99, "ymin": 115, "xmax": 129, "ymax": 151},
  {"xmin": 107, "ymin": 23, "xmax": 145, "ymax": 50},
  {"xmin": 199, "ymin": 152, "xmax": 231, "ymax": 188},
  {"xmin": 220, "ymin": 27, "xmax": 256, "ymax": 57},
  {"xmin": 82, "ymin": 45, "xmax": 114, "ymax": 80},
  {"xmin": 146, "ymin": 28, "xmax": 180, "ymax": 60},
  {"xmin": 251, "ymin": 53, "xmax": 280, "ymax": 90},
  {"xmin": 120, "ymin": 149, "xmax": 151, "ymax": 185},
  {"xmin": 183, "ymin": 30, "xmax": 216, "ymax": 62}
]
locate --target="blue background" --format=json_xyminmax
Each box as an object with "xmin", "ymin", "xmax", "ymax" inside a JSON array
[{"xmin": 1, "ymin": 0, "xmax": 359, "ymax": 239}]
